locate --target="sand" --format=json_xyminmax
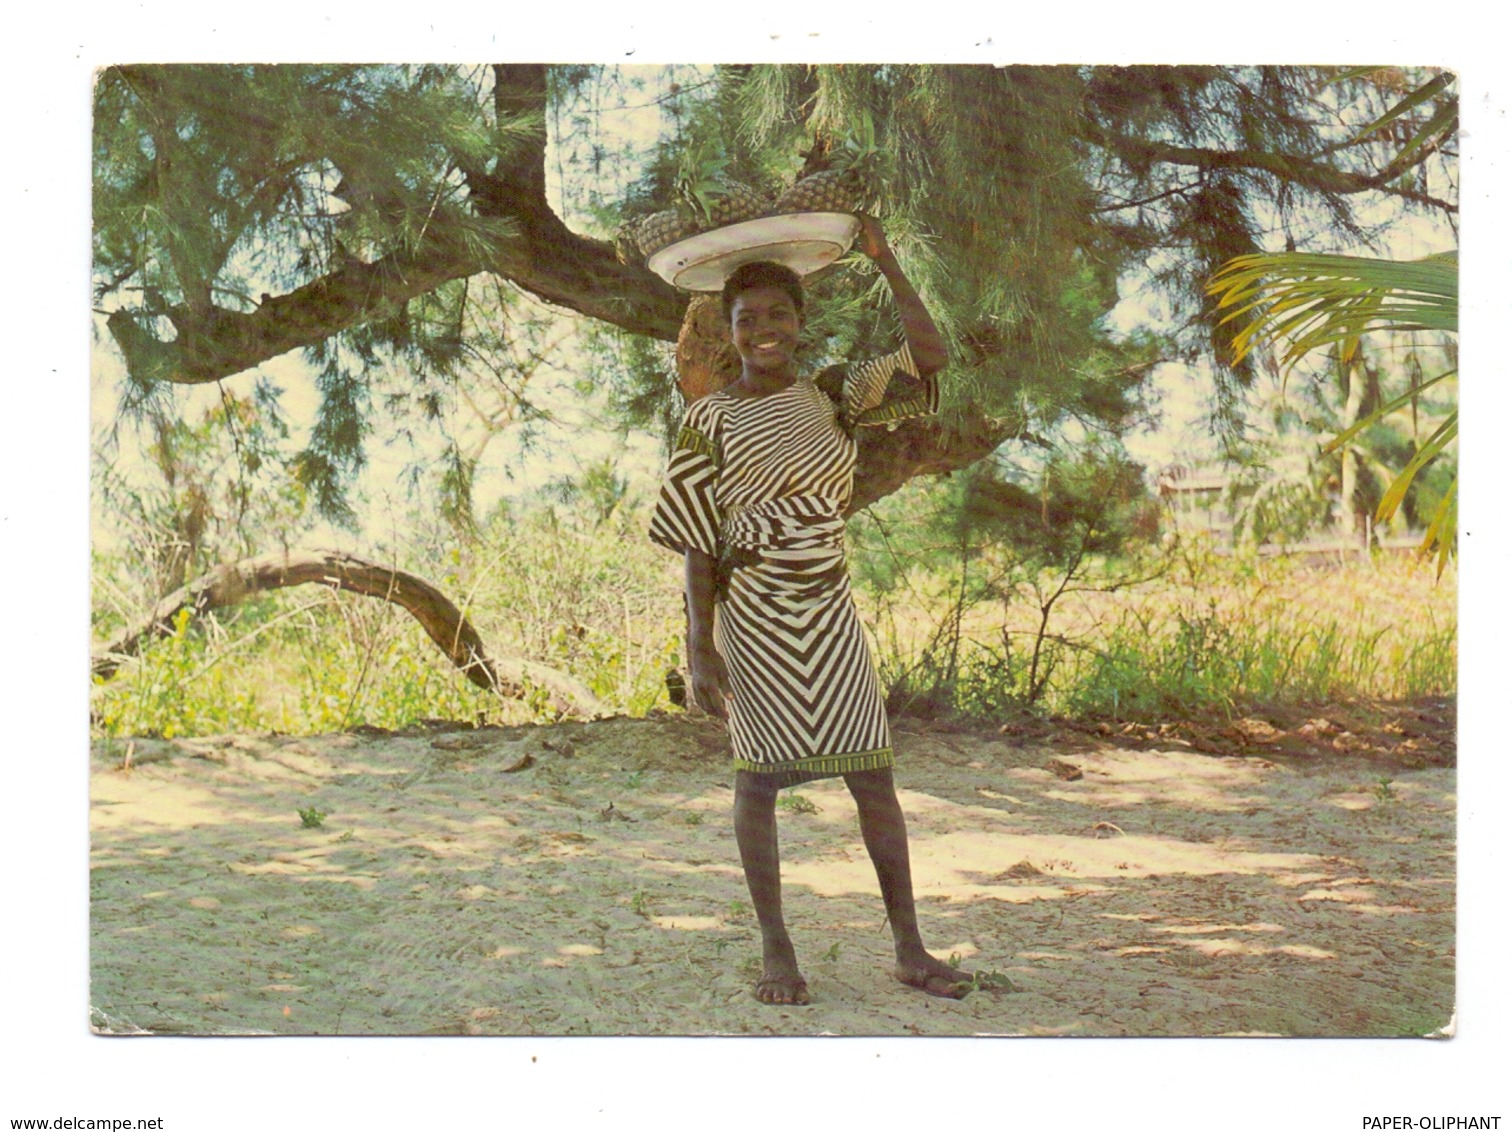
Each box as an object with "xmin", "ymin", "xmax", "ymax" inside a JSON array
[{"xmin": 89, "ymin": 708, "xmax": 1455, "ymax": 1037}]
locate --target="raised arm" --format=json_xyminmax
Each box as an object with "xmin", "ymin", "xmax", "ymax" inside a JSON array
[{"xmin": 855, "ymin": 215, "xmax": 948, "ymax": 376}]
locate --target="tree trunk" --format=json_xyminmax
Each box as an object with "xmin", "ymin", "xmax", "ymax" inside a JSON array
[
  {"xmin": 849, "ymin": 406, "xmax": 1021, "ymax": 515},
  {"xmin": 91, "ymin": 550, "xmax": 608, "ymax": 718},
  {"xmin": 1340, "ymin": 359, "xmax": 1366, "ymax": 555},
  {"xmin": 103, "ymin": 62, "xmax": 1027, "ymax": 514}
]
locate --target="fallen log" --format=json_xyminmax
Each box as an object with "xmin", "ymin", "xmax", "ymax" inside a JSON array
[{"xmin": 90, "ymin": 549, "xmax": 607, "ymax": 718}]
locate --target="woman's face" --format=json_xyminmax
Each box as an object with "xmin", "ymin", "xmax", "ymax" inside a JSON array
[{"xmin": 729, "ymin": 285, "xmax": 803, "ymax": 375}]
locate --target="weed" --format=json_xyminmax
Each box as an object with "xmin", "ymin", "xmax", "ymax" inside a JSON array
[
  {"xmin": 630, "ymin": 891, "xmax": 652, "ymax": 918},
  {"xmin": 1374, "ymin": 776, "xmax": 1396, "ymax": 804},
  {"xmin": 727, "ymin": 899, "xmax": 749, "ymax": 920},
  {"xmin": 777, "ymin": 793, "xmax": 819, "ymax": 815},
  {"xmin": 969, "ymin": 969, "xmax": 1020, "ymax": 993},
  {"xmin": 946, "ymin": 951, "xmax": 1017, "ymax": 991},
  {"xmin": 298, "ymin": 806, "xmax": 328, "ymax": 829},
  {"xmin": 684, "ymin": 811, "xmax": 703, "ymax": 826},
  {"xmin": 820, "ymin": 942, "xmax": 842, "ymax": 962}
]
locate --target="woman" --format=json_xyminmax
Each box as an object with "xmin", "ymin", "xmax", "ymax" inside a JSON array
[{"xmin": 649, "ymin": 216, "xmax": 971, "ymax": 1005}]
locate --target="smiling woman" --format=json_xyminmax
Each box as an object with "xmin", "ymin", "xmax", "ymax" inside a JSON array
[
  {"xmin": 648, "ymin": 215, "xmax": 968, "ymax": 1007},
  {"xmin": 726, "ymin": 266, "xmax": 805, "ymax": 381}
]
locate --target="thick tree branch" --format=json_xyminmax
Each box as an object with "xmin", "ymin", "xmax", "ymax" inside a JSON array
[
  {"xmin": 91, "ymin": 549, "xmax": 608, "ymax": 718},
  {"xmin": 847, "ymin": 405, "xmax": 1023, "ymax": 515},
  {"xmin": 464, "ymin": 65, "xmax": 686, "ymax": 337},
  {"xmin": 107, "ymin": 232, "xmax": 488, "ymax": 386},
  {"xmin": 105, "ymin": 63, "xmax": 687, "ymax": 388}
]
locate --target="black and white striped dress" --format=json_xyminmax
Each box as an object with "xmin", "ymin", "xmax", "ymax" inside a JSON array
[{"xmin": 649, "ymin": 345, "xmax": 938, "ymax": 785}]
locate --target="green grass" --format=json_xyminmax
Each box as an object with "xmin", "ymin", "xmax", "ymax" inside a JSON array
[
  {"xmin": 863, "ymin": 547, "xmax": 1456, "ymax": 724},
  {"xmin": 1055, "ymin": 568, "xmax": 1455, "ymax": 721},
  {"xmin": 91, "ymin": 500, "xmax": 1456, "ymax": 740},
  {"xmin": 92, "ymin": 505, "xmax": 686, "ymax": 739}
]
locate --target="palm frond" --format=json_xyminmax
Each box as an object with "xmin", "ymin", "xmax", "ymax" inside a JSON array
[
  {"xmin": 1420, "ymin": 473, "xmax": 1457, "ymax": 578},
  {"xmin": 1375, "ymin": 414, "xmax": 1456, "ymax": 525},
  {"xmin": 1210, "ymin": 252, "xmax": 1458, "ymax": 374},
  {"xmin": 1209, "ymin": 249, "xmax": 1459, "ymax": 566},
  {"xmin": 1352, "ymin": 69, "xmax": 1453, "ymax": 124},
  {"xmin": 1321, "ymin": 367, "xmax": 1455, "ymax": 454}
]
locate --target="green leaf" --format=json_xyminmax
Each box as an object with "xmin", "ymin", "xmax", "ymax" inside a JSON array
[
  {"xmin": 1420, "ymin": 472, "xmax": 1457, "ymax": 576},
  {"xmin": 1375, "ymin": 414, "xmax": 1457, "ymax": 524},
  {"xmin": 1347, "ymin": 70, "xmax": 1455, "ymax": 147},
  {"xmin": 1210, "ymin": 247, "xmax": 1459, "ymax": 569},
  {"xmin": 1321, "ymin": 369, "xmax": 1455, "ymax": 454},
  {"xmin": 1209, "ymin": 251, "xmax": 1458, "ymax": 371}
]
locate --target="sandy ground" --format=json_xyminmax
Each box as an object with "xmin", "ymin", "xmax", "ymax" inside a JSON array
[{"xmin": 90, "ymin": 707, "xmax": 1455, "ymax": 1037}]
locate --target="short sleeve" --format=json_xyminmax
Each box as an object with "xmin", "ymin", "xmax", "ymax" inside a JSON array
[
  {"xmin": 843, "ymin": 343, "xmax": 939, "ymax": 428},
  {"xmin": 648, "ymin": 398, "xmax": 723, "ymax": 558}
]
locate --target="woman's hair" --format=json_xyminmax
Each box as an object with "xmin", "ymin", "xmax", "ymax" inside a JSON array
[{"xmin": 721, "ymin": 261, "xmax": 805, "ymax": 321}]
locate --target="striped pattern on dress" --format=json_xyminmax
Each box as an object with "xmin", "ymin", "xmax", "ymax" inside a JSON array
[{"xmin": 650, "ymin": 344, "xmax": 936, "ymax": 785}]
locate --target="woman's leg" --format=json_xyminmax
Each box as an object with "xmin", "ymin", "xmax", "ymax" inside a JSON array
[
  {"xmin": 733, "ymin": 771, "xmax": 809, "ymax": 1004},
  {"xmin": 844, "ymin": 766, "xmax": 973, "ymax": 998}
]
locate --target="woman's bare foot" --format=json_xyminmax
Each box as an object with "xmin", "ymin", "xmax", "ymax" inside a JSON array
[
  {"xmin": 894, "ymin": 953, "xmax": 973, "ymax": 999},
  {"xmin": 755, "ymin": 959, "xmax": 811, "ymax": 1006}
]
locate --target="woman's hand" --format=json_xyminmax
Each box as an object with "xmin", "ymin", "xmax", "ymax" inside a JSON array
[
  {"xmin": 684, "ymin": 548, "xmax": 729, "ymax": 717},
  {"xmin": 852, "ymin": 215, "xmax": 947, "ymax": 376},
  {"xmin": 688, "ymin": 641, "xmax": 733, "ymax": 718}
]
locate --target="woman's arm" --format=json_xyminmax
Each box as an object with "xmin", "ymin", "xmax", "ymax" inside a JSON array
[
  {"xmin": 685, "ymin": 548, "xmax": 731, "ymax": 717},
  {"xmin": 855, "ymin": 214, "xmax": 948, "ymax": 376}
]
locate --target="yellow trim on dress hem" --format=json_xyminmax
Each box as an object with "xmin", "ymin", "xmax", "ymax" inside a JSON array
[{"xmin": 733, "ymin": 747, "xmax": 893, "ymax": 778}]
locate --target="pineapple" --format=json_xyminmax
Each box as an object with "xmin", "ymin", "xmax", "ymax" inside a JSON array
[
  {"xmin": 613, "ymin": 219, "xmax": 643, "ymax": 265},
  {"xmin": 705, "ymin": 179, "xmax": 772, "ymax": 228},
  {"xmin": 774, "ymin": 167, "xmax": 864, "ymax": 215},
  {"xmin": 777, "ymin": 112, "xmax": 879, "ymax": 214},
  {"xmin": 635, "ymin": 207, "xmax": 700, "ymax": 257}
]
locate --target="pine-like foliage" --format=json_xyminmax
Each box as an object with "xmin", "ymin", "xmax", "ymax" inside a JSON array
[
  {"xmin": 92, "ymin": 64, "xmax": 1457, "ymax": 520},
  {"xmin": 94, "ymin": 64, "xmax": 534, "ymax": 517},
  {"xmin": 606, "ymin": 64, "xmax": 1453, "ymax": 461}
]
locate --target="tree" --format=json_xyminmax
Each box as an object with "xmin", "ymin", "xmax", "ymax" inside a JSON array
[
  {"xmin": 93, "ymin": 64, "xmax": 1457, "ymax": 521},
  {"xmin": 1217, "ymin": 331, "xmax": 1455, "ymax": 552},
  {"xmin": 92, "ymin": 380, "xmax": 312, "ymax": 614},
  {"xmin": 1209, "ymin": 249, "xmax": 1457, "ymax": 569},
  {"xmin": 852, "ymin": 443, "xmax": 1163, "ymax": 715}
]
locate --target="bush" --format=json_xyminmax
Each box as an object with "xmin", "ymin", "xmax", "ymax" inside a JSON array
[{"xmin": 92, "ymin": 499, "xmax": 686, "ymax": 738}]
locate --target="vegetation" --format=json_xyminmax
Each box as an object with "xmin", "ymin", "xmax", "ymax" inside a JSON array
[
  {"xmin": 91, "ymin": 496, "xmax": 684, "ymax": 738},
  {"xmin": 850, "ymin": 478, "xmax": 1455, "ymax": 724},
  {"xmin": 91, "ymin": 489, "xmax": 1455, "ymax": 741},
  {"xmin": 89, "ymin": 65, "xmax": 1458, "ymax": 741},
  {"xmin": 1210, "ymin": 250, "xmax": 1457, "ymax": 570},
  {"xmin": 93, "ymin": 64, "xmax": 1457, "ymax": 521}
]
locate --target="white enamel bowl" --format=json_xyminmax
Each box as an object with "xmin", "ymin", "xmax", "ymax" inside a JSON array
[{"xmin": 646, "ymin": 212, "xmax": 862, "ymax": 291}]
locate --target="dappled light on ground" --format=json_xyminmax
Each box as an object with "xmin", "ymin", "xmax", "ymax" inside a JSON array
[{"xmin": 91, "ymin": 712, "xmax": 1453, "ymax": 1036}]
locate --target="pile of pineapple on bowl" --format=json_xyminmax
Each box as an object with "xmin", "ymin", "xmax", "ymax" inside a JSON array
[{"xmin": 620, "ymin": 166, "xmax": 867, "ymax": 292}]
